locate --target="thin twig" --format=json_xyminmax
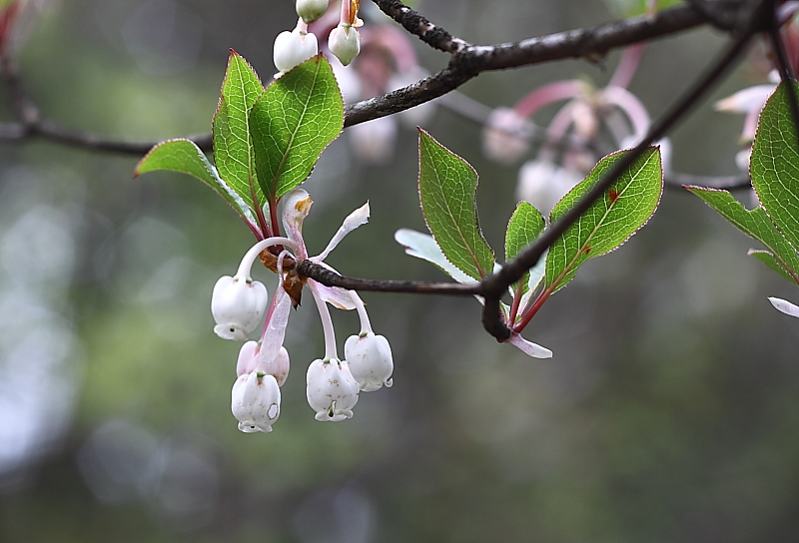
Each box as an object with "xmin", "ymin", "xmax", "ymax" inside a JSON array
[
  {"xmin": 297, "ymin": 261, "xmax": 481, "ymax": 296},
  {"xmin": 370, "ymin": 0, "xmax": 470, "ymax": 53},
  {"xmin": 0, "ymin": 4, "xmax": 722, "ymax": 154}
]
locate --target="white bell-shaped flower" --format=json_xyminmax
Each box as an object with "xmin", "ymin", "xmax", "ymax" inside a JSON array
[
  {"xmin": 296, "ymin": 0, "xmax": 328, "ymax": 23},
  {"xmin": 483, "ymin": 107, "xmax": 530, "ymax": 164},
  {"xmin": 211, "ymin": 275, "xmax": 268, "ymax": 340},
  {"xmin": 273, "ymin": 23, "xmax": 319, "ymax": 74},
  {"xmin": 231, "ymin": 371, "xmax": 281, "ymax": 433},
  {"xmin": 345, "ymin": 332, "xmax": 394, "ymax": 391},
  {"xmin": 328, "ymin": 24, "xmax": 360, "ymax": 66},
  {"xmin": 306, "ymin": 358, "xmax": 359, "ymax": 422}
]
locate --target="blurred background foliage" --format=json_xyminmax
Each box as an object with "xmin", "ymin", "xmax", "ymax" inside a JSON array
[{"xmin": 1, "ymin": 1, "xmax": 797, "ymax": 542}]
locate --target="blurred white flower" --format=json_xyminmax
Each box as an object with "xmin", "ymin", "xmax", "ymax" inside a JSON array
[
  {"xmin": 331, "ymin": 59, "xmax": 362, "ymax": 103},
  {"xmin": 348, "ymin": 117, "xmax": 397, "ymax": 164},
  {"xmin": 482, "ymin": 107, "xmax": 530, "ymax": 164},
  {"xmin": 516, "ymin": 159, "xmax": 581, "ymax": 216},
  {"xmin": 716, "ymin": 84, "xmax": 775, "ymax": 143}
]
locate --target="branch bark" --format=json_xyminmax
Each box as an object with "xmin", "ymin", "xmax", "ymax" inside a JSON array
[
  {"xmin": 1, "ymin": 3, "xmax": 723, "ymax": 154},
  {"xmin": 298, "ymin": 0, "xmax": 769, "ymax": 342}
]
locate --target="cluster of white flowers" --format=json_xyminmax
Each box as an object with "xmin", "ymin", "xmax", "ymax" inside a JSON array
[
  {"xmin": 211, "ymin": 190, "xmax": 394, "ymax": 433},
  {"xmin": 273, "ymin": 0, "xmax": 362, "ymax": 76}
]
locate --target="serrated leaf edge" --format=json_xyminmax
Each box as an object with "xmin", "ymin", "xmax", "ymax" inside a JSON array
[
  {"xmin": 416, "ymin": 128, "xmax": 496, "ymax": 280},
  {"xmin": 546, "ymin": 147, "xmax": 663, "ymax": 291}
]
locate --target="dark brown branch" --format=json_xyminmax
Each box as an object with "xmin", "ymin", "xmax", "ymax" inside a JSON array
[
  {"xmin": 1, "ymin": 3, "xmax": 722, "ymax": 154},
  {"xmin": 370, "ymin": 0, "xmax": 470, "ymax": 53},
  {"xmin": 298, "ymin": 1, "xmax": 766, "ymax": 342},
  {"xmin": 297, "ymin": 260, "xmax": 480, "ymax": 296},
  {"xmin": 345, "ymin": 4, "xmax": 714, "ymax": 126}
]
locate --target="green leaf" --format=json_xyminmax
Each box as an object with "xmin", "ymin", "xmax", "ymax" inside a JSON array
[
  {"xmin": 751, "ymin": 81, "xmax": 799, "ymax": 251},
  {"xmin": 748, "ymin": 249, "xmax": 798, "ymax": 284},
  {"xmin": 505, "ymin": 201, "xmax": 545, "ymax": 295},
  {"xmin": 687, "ymin": 186, "xmax": 799, "ymax": 281},
  {"xmin": 250, "ymin": 55, "xmax": 344, "ymax": 200},
  {"xmin": 544, "ymin": 148, "xmax": 663, "ymax": 292},
  {"xmin": 134, "ymin": 139, "xmax": 252, "ymax": 220},
  {"xmin": 212, "ymin": 50, "xmax": 264, "ymax": 210},
  {"xmin": 417, "ymin": 130, "xmax": 495, "ymax": 280}
]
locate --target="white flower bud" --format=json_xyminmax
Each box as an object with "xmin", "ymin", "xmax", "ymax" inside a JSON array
[
  {"xmin": 273, "ymin": 25, "xmax": 319, "ymax": 74},
  {"xmin": 231, "ymin": 372, "xmax": 281, "ymax": 433},
  {"xmin": 328, "ymin": 24, "xmax": 360, "ymax": 66},
  {"xmin": 483, "ymin": 108, "xmax": 531, "ymax": 164},
  {"xmin": 296, "ymin": 0, "xmax": 328, "ymax": 23},
  {"xmin": 306, "ymin": 358, "xmax": 359, "ymax": 422},
  {"xmin": 211, "ymin": 275, "xmax": 268, "ymax": 341},
  {"xmin": 344, "ymin": 332, "xmax": 393, "ymax": 391}
]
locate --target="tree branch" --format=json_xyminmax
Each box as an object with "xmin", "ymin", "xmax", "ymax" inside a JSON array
[
  {"xmin": 370, "ymin": 0, "xmax": 470, "ymax": 53},
  {"xmin": 298, "ymin": 0, "xmax": 766, "ymax": 342},
  {"xmin": 297, "ymin": 260, "xmax": 480, "ymax": 296},
  {"xmin": 1, "ymin": 3, "xmax": 723, "ymax": 154}
]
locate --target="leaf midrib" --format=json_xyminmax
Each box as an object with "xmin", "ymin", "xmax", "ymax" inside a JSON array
[
  {"xmin": 551, "ymin": 152, "xmax": 655, "ymax": 289},
  {"xmin": 271, "ymin": 59, "xmax": 322, "ymax": 199},
  {"xmin": 426, "ymin": 152, "xmax": 488, "ymax": 278}
]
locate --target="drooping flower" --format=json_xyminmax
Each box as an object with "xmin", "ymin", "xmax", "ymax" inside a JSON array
[
  {"xmin": 231, "ymin": 371, "xmax": 282, "ymax": 433},
  {"xmin": 306, "ymin": 358, "xmax": 360, "ymax": 421},
  {"xmin": 273, "ymin": 19, "xmax": 319, "ymax": 74},
  {"xmin": 211, "ymin": 275, "xmax": 268, "ymax": 341},
  {"xmin": 345, "ymin": 332, "xmax": 393, "ymax": 391}
]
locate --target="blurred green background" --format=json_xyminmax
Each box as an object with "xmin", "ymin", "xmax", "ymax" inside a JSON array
[{"xmin": 1, "ymin": 1, "xmax": 797, "ymax": 542}]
